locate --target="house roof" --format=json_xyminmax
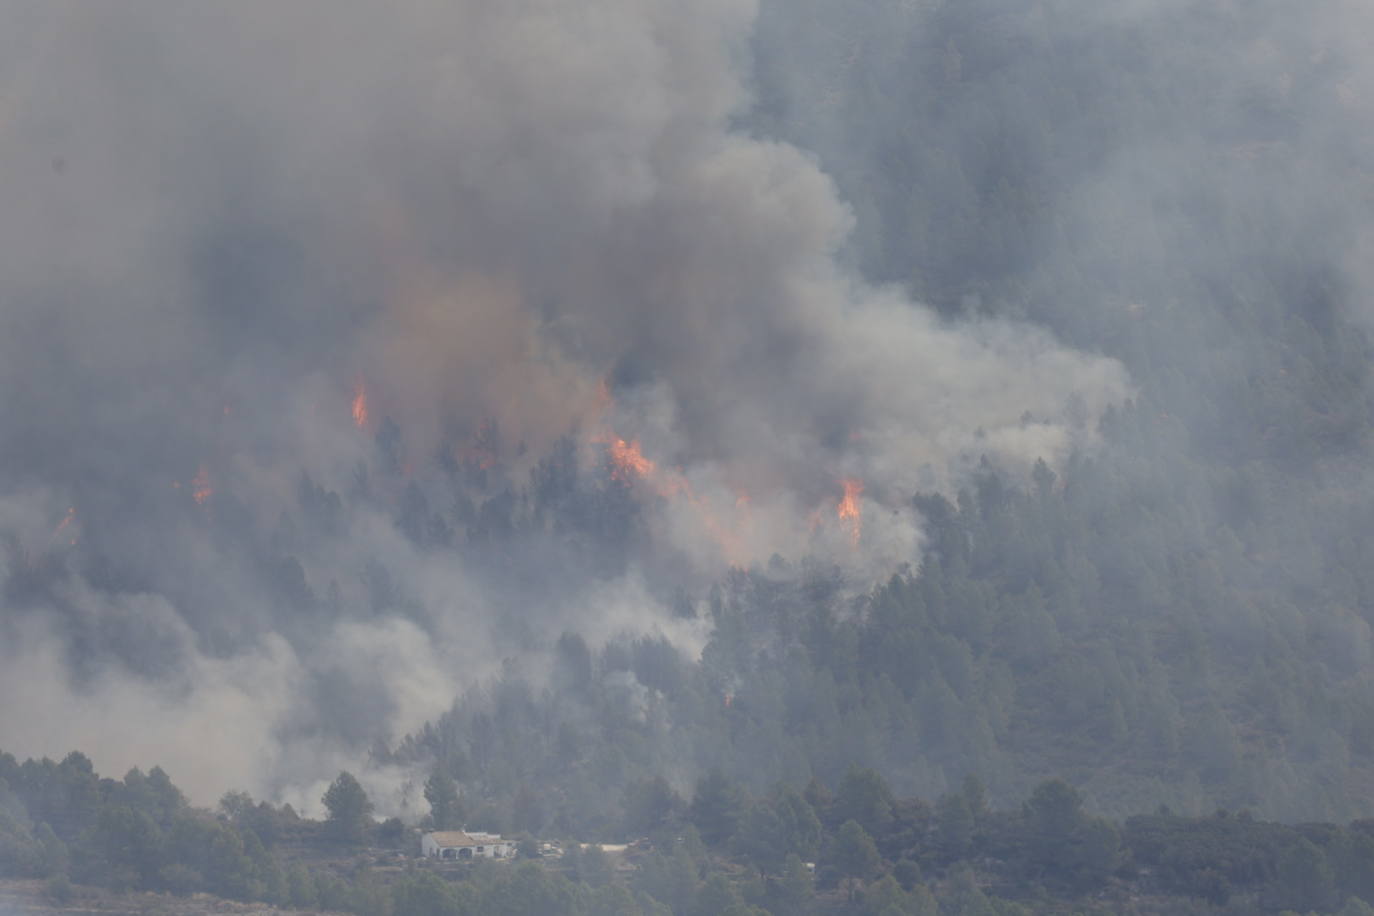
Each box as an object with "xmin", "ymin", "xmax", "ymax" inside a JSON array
[{"xmin": 425, "ymin": 831, "xmax": 504, "ymax": 847}]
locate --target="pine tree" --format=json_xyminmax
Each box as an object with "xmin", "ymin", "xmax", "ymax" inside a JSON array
[
  {"xmin": 322, "ymin": 772, "xmax": 373, "ymax": 845},
  {"xmin": 424, "ymin": 769, "xmax": 462, "ymax": 829}
]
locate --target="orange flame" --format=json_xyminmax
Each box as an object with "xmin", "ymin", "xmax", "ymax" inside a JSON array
[
  {"xmin": 192, "ymin": 466, "xmax": 213, "ymax": 506},
  {"xmin": 605, "ymin": 437, "xmax": 656, "ymax": 482},
  {"xmin": 593, "ymin": 380, "xmax": 752, "ymax": 565},
  {"xmin": 596, "ymin": 431, "xmax": 750, "ymax": 562},
  {"xmin": 352, "ymin": 379, "xmax": 369, "ymax": 430},
  {"xmin": 837, "ymin": 478, "xmax": 863, "ymax": 547}
]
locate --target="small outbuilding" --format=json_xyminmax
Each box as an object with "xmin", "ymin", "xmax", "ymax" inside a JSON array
[{"xmin": 421, "ymin": 830, "xmax": 514, "ymax": 860}]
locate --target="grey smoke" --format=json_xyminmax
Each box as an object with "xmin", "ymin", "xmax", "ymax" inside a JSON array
[
  {"xmin": 0, "ymin": 1, "xmax": 1125, "ymax": 806},
  {"xmin": 746, "ymin": 0, "xmax": 1374, "ymax": 817}
]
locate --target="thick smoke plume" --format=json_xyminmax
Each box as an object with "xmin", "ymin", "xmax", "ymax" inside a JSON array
[{"xmin": 0, "ymin": 1, "xmax": 1124, "ymax": 807}]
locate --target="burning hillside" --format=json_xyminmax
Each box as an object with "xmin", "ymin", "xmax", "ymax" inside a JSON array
[{"xmin": 0, "ymin": 0, "xmax": 1126, "ymax": 807}]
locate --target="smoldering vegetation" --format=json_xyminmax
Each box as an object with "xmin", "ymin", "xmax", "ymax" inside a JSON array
[{"xmin": 0, "ymin": 0, "xmax": 1372, "ymax": 827}]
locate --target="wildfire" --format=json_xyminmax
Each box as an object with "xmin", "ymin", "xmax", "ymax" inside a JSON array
[
  {"xmin": 192, "ymin": 466, "xmax": 213, "ymax": 506},
  {"xmin": 352, "ymin": 379, "xmax": 369, "ymax": 430},
  {"xmin": 595, "ymin": 426, "xmax": 752, "ymax": 561},
  {"xmin": 837, "ymin": 478, "xmax": 863, "ymax": 547},
  {"xmin": 592, "ymin": 380, "xmax": 754, "ymax": 566},
  {"xmin": 605, "ymin": 436, "xmax": 656, "ymax": 482}
]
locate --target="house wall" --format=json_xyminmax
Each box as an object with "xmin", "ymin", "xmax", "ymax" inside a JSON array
[
  {"xmin": 466, "ymin": 842, "xmax": 512, "ymax": 858},
  {"xmin": 420, "ymin": 833, "xmax": 513, "ymax": 859}
]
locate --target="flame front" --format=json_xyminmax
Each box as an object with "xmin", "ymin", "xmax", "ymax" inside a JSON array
[
  {"xmin": 606, "ymin": 437, "xmax": 656, "ymax": 482},
  {"xmin": 592, "ymin": 393, "xmax": 752, "ymax": 563},
  {"xmin": 837, "ymin": 478, "xmax": 863, "ymax": 547},
  {"xmin": 607, "ymin": 443, "xmax": 747, "ymax": 564},
  {"xmin": 352, "ymin": 380, "xmax": 369, "ymax": 430}
]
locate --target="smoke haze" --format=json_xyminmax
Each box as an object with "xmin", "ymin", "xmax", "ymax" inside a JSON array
[{"xmin": 0, "ymin": 1, "xmax": 1128, "ymax": 808}]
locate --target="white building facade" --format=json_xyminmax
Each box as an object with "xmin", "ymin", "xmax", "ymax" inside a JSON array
[{"xmin": 421, "ymin": 830, "xmax": 514, "ymax": 860}]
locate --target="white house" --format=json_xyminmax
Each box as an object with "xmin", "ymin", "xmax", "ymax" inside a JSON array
[{"xmin": 421, "ymin": 830, "xmax": 514, "ymax": 860}]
